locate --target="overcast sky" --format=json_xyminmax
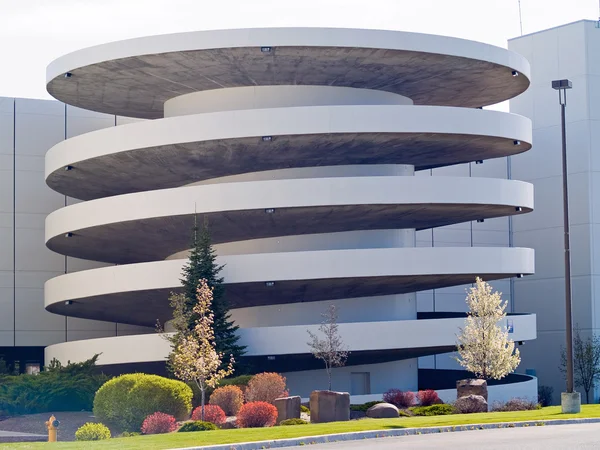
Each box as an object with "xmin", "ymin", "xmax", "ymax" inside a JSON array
[{"xmin": 0, "ymin": 0, "xmax": 598, "ymax": 100}]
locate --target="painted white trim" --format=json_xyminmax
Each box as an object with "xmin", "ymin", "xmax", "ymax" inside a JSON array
[
  {"xmin": 46, "ymin": 27, "xmax": 530, "ymax": 85},
  {"xmin": 45, "ymin": 176, "xmax": 533, "ymax": 242},
  {"xmin": 44, "ymin": 314, "xmax": 535, "ymax": 364},
  {"xmin": 45, "ymin": 106, "xmax": 532, "ymax": 180},
  {"xmin": 44, "ymin": 247, "xmax": 534, "ymax": 308}
]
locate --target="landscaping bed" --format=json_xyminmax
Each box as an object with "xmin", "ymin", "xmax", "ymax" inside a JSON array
[
  {"xmin": 2, "ymin": 405, "xmax": 600, "ymax": 450},
  {"xmin": 0, "ymin": 412, "xmax": 119, "ymax": 442}
]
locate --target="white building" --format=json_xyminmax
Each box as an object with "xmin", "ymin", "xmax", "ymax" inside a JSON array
[
  {"xmin": 1, "ymin": 27, "xmax": 537, "ymax": 401},
  {"xmin": 509, "ymin": 19, "xmax": 600, "ymax": 404}
]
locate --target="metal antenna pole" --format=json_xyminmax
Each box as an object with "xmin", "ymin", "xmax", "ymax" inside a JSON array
[{"xmin": 518, "ymin": 0, "xmax": 523, "ymax": 35}]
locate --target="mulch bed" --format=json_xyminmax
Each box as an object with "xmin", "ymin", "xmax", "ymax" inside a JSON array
[{"xmin": 0, "ymin": 411, "xmax": 119, "ymax": 442}]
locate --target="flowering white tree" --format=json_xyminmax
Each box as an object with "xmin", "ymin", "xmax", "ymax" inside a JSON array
[
  {"xmin": 307, "ymin": 304, "xmax": 349, "ymax": 391},
  {"xmin": 455, "ymin": 277, "xmax": 520, "ymax": 380},
  {"xmin": 169, "ymin": 279, "xmax": 234, "ymax": 420}
]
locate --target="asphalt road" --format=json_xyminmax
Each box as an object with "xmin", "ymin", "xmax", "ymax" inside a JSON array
[{"xmin": 307, "ymin": 423, "xmax": 600, "ymax": 449}]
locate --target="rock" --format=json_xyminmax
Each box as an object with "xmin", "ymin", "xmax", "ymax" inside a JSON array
[
  {"xmin": 456, "ymin": 379, "xmax": 488, "ymax": 401},
  {"xmin": 273, "ymin": 396, "xmax": 301, "ymax": 424},
  {"xmin": 366, "ymin": 402, "xmax": 399, "ymax": 418},
  {"xmin": 309, "ymin": 390, "xmax": 350, "ymax": 423},
  {"xmin": 454, "ymin": 394, "xmax": 488, "ymax": 413},
  {"xmin": 220, "ymin": 417, "xmax": 238, "ymax": 429}
]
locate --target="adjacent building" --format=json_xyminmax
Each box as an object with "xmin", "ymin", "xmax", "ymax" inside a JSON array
[{"xmin": 509, "ymin": 19, "xmax": 600, "ymax": 403}]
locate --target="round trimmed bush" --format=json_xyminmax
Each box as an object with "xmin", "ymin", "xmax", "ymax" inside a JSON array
[
  {"xmin": 191, "ymin": 404, "xmax": 226, "ymax": 424},
  {"xmin": 301, "ymin": 405, "xmax": 310, "ymax": 414},
  {"xmin": 93, "ymin": 373, "xmax": 192, "ymax": 431},
  {"xmin": 209, "ymin": 385, "xmax": 244, "ymax": 416},
  {"xmin": 237, "ymin": 401, "xmax": 278, "ymax": 428},
  {"xmin": 141, "ymin": 412, "xmax": 177, "ymax": 435},
  {"xmin": 178, "ymin": 421, "xmax": 218, "ymax": 432},
  {"xmin": 417, "ymin": 390, "xmax": 442, "ymax": 406},
  {"xmin": 383, "ymin": 389, "xmax": 415, "ymax": 408},
  {"xmin": 75, "ymin": 422, "xmax": 111, "ymax": 441},
  {"xmin": 280, "ymin": 418, "xmax": 308, "ymax": 426},
  {"xmin": 119, "ymin": 431, "xmax": 140, "ymax": 438},
  {"xmin": 245, "ymin": 373, "xmax": 288, "ymax": 404}
]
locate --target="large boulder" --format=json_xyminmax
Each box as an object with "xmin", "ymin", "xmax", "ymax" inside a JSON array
[
  {"xmin": 456, "ymin": 379, "xmax": 488, "ymax": 401},
  {"xmin": 273, "ymin": 396, "xmax": 301, "ymax": 424},
  {"xmin": 454, "ymin": 394, "xmax": 488, "ymax": 414},
  {"xmin": 366, "ymin": 402, "xmax": 399, "ymax": 419},
  {"xmin": 309, "ymin": 390, "xmax": 350, "ymax": 423}
]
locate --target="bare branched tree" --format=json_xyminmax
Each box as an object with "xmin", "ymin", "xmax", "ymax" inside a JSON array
[
  {"xmin": 560, "ymin": 326, "xmax": 600, "ymax": 403},
  {"xmin": 307, "ymin": 304, "xmax": 349, "ymax": 391}
]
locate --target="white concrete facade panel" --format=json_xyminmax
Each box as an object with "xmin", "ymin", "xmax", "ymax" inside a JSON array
[{"xmin": 0, "ymin": 96, "xmax": 152, "ymax": 368}]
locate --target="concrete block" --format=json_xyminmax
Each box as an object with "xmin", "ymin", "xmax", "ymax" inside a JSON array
[
  {"xmin": 273, "ymin": 395, "xmax": 301, "ymax": 424},
  {"xmin": 309, "ymin": 390, "xmax": 350, "ymax": 423},
  {"xmin": 457, "ymin": 378, "xmax": 488, "ymax": 401},
  {"xmin": 561, "ymin": 392, "xmax": 581, "ymax": 414}
]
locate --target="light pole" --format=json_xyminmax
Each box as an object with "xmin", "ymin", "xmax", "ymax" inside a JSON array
[{"xmin": 552, "ymin": 79, "xmax": 580, "ymax": 413}]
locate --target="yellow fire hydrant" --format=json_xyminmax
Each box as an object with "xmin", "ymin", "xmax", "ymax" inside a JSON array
[{"xmin": 45, "ymin": 415, "xmax": 60, "ymax": 442}]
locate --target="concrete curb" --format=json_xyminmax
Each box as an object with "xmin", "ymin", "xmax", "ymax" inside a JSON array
[{"xmin": 171, "ymin": 417, "xmax": 600, "ymax": 450}]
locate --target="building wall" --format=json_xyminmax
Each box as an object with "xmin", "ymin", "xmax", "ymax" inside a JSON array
[
  {"xmin": 0, "ymin": 96, "xmax": 150, "ymax": 368},
  {"xmin": 509, "ymin": 20, "xmax": 600, "ymax": 403},
  {"xmin": 416, "ymin": 158, "xmax": 518, "ymax": 372}
]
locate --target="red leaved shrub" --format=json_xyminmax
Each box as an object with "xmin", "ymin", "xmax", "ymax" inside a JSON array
[
  {"xmin": 417, "ymin": 390, "xmax": 442, "ymax": 406},
  {"xmin": 245, "ymin": 373, "xmax": 288, "ymax": 404},
  {"xmin": 236, "ymin": 401, "xmax": 278, "ymax": 428},
  {"xmin": 209, "ymin": 385, "xmax": 244, "ymax": 416},
  {"xmin": 191, "ymin": 404, "xmax": 226, "ymax": 424},
  {"xmin": 383, "ymin": 389, "xmax": 415, "ymax": 408},
  {"xmin": 140, "ymin": 412, "xmax": 177, "ymax": 434}
]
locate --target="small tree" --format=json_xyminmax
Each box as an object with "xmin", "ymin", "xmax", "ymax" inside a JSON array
[
  {"xmin": 455, "ymin": 277, "xmax": 520, "ymax": 380},
  {"xmin": 169, "ymin": 279, "xmax": 234, "ymax": 420},
  {"xmin": 179, "ymin": 221, "xmax": 246, "ymax": 364},
  {"xmin": 307, "ymin": 304, "xmax": 349, "ymax": 390},
  {"xmin": 560, "ymin": 326, "xmax": 600, "ymax": 403}
]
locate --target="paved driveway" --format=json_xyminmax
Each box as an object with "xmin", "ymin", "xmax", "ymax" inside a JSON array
[{"xmin": 307, "ymin": 423, "xmax": 600, "ymax": 449}]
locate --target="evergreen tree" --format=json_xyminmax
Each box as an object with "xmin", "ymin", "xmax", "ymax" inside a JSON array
[{"xmin": 179, "ymin": 220, "xmax": 246, "ymax": 363}]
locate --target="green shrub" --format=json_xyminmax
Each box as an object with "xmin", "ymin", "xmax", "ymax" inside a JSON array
[
  {"xmin": 178, "ymin": 421, "xmax": 218, "ymax": 432},
  {"xmin": 410, "ymin": 404, "xmax": 455, "ymax": 416},
  {"xmin": 75, "ymin": 422, "xmax": 111, "ymax": 441},
  {"xmin": 349, "ymin": 401, "xmax": 384, "ymax": 412},
  {"xmin": 220, "ymin": 375, "xmax": 253, "ymax": 389},
  {"xmin": 93, "ymin": 373, "xmax": 192, "ymax": 432},
  {"xmin": 119, "ymin": 431, "xmax": 141, "ymax": 438},
  {"xmin": 0, "ymin": 355, "xmax": 107, "ymax": 415},
  {"xmin": 280, "ymin": 418, "xmax": 308, "ymax": 426},
  {"xmin": 301, "ymin": 405, "xmax": 310, "ymax": 414}
]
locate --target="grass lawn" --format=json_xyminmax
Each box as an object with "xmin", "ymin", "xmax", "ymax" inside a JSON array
[{"xmin": 3, "ymin": 405, "xmax": 600, "ymax": 450}]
